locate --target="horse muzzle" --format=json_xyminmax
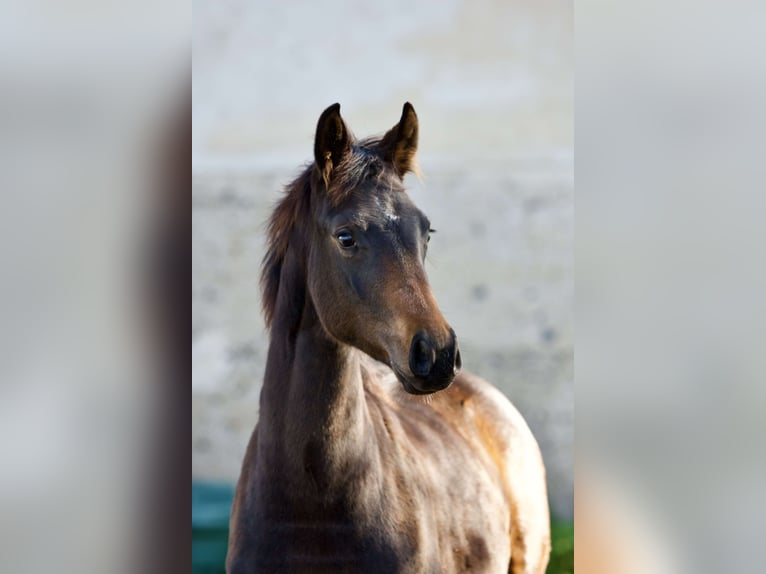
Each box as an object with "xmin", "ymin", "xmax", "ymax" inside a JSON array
[{"xmin": 405, "ymin": 328, "xmax": 462, "ymax": 394}]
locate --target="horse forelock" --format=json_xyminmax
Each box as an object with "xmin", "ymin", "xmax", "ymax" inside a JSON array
[{"xmin": 327, "ymin": 138, "xmax": 404, "ymax": 206}]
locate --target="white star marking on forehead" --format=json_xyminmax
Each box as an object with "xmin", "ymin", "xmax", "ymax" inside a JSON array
[{"xmin": 375, "ymin": 196, "xmax": 400, "ymax": 222}]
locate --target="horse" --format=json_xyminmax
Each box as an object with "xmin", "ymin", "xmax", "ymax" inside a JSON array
[{"xmin": 227, "ymin": 103, "xmax": 551, "ymax": 574}]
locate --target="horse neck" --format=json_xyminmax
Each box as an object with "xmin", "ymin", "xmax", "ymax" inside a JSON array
[{"xmin": 258, "ymin": 248, "xmax": 372, "ymax": 487}]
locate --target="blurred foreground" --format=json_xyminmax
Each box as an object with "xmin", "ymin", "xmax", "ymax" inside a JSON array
[{"xmin": 0, "ymin": 2, "xmax": 188, "ymax": 573}]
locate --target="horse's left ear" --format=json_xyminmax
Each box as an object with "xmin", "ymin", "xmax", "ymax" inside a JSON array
[{"xmin": 379, "ymin": 102, "xmax": 419, "ymax": 177}]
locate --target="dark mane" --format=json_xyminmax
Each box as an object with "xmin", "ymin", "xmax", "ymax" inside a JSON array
[
  {"xmin": 260, "ymin": 167, "xmax": 312, "ymax": 329},
  {"xmin": 260, "ymin": 139, "xmax": 402, "ymax": 328}
]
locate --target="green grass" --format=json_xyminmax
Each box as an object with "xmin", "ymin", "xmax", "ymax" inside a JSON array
[{"xmin": 547, "ymin": 519, "xmax": 574, "ymax": 574}]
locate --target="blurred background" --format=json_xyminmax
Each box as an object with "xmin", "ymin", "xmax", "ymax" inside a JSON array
[{"xmin": 193, "ymin": 0, "xmax": 572, "ymax": 572}]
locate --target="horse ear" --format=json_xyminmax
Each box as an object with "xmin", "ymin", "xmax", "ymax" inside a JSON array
[
  {"xmin": 379, "ymin": 102, "xmax": 419, "ymax": 177},
  {"xmin": 314, "ymin": 103, "xmax": 350, "ymax": 184}
]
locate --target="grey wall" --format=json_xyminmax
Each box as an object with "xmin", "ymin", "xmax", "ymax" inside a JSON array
[{"xmin": 193, "ymin": 0, "xmax": 573, "ymax": 518}]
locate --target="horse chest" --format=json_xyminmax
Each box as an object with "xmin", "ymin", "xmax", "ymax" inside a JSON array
[
  {"xmin": 251, "ymin": 422, "xmax": 505, "ymax": 571},
  {"xmin": 244, "ymin": 519, "xmax": 496, "ymax": 574},
  {"xmin": 243, "ymin": 477, "xmax": 503, "ymax": 574}
]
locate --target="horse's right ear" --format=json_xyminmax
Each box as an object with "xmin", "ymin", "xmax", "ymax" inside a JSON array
[{"xmin": 314, "ymin": 103, "xmax": 350, "ymax": 185}]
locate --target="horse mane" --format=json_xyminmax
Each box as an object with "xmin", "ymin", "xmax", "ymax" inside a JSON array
[
  {"xmin": 260, "ymin": 137, "xmax": 401, "ymax": 329},
  {"xmin": 260, "ymin": 166, "xmax": 312, "ymax": 329}
]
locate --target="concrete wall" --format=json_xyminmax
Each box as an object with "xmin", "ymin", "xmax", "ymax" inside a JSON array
[{"xmin": 193, "ymin": 0, "xmax": 573, "ymax": 518}]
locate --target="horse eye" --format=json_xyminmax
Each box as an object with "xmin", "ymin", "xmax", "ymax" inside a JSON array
[
  {"xmin": 427, "ymin": 228, "xmax": 436, "ymax": 243},
  {"xmin": 336, "ymin": 230, "xmax": 356, "ymax": 248}
]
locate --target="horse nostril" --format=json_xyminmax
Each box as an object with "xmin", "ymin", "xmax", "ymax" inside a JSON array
[
  {"xmin": 409, "ymin": 333, "xmax": 435, "ymax": 378},
  {"xmin": 454, "ymin": 346, "xmax": 462, "ymax": 373}
]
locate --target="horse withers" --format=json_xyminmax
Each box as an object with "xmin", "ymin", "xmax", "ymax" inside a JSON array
[{"xmin": 227, "ymin": 103, "xmax": 550, "ymax": 573}]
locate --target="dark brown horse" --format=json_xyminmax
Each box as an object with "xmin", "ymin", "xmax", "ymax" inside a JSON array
[{"xmin": 227, "ymin": 103, "xmax": 550, "ymax": 574}]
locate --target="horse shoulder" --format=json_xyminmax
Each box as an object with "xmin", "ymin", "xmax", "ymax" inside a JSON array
[{"xmin": 451, "ymin": 372, "xmax": 551, "ymax": 574}]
